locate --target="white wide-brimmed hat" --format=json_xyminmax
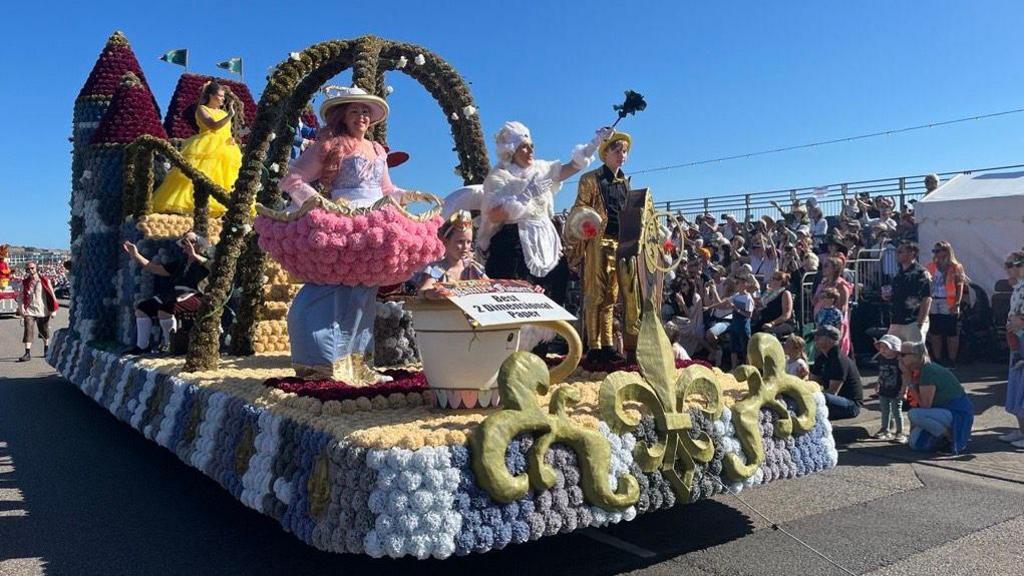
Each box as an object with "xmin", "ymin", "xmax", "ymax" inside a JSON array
[
  {"xmin": 320, "ymin": 85, "xmax": 389, "ymax": 126},
  {"xmin": 565, "ymin": 206, "xmax": 603, "ymax": 241}
]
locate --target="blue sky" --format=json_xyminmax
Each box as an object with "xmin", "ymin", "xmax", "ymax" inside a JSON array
[{"xmin": 3, "ymin": 1, "xmax": 1023, "ymax": 249}]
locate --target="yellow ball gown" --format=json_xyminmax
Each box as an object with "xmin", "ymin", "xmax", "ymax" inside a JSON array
[{"xmin": 152, "ymin": 105, "xmax": 242, "ymax": 218}]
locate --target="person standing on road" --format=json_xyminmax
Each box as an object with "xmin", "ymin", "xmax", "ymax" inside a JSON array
[
  {"xmin": 885, "ymin": 242, "xmax": 932, "ymax": 343},
  {"xmin": 926, "ymin": 241, "xmax": 967, "ymax": 369},
  {"xmin": 1000, "ymin": 250, "xmax": 1024, "ymax": 447},
  {"xmin": 17, "ymin": 262, "xmax": 58, "ymax": 362}
]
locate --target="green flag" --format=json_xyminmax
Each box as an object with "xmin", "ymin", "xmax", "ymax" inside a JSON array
[
  {"xmin": 216, "ymin": 57, "xmax": 243, "ymax": 76},
  {"xmin": 159, "ymin": 49, "xmax": 188, "ymax": 67}
]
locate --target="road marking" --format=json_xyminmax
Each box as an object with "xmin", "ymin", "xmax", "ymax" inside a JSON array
[{"xmin": 580, "ymin": 528, "xmax": 658, "ymax": 558}]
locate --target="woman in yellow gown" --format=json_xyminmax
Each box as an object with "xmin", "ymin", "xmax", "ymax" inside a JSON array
[{"xmin": 152, "ymin": 81, "xmax": 243, "ymax": 217}]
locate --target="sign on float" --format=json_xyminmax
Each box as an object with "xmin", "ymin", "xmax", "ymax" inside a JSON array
[{"xmin": 442, "ymin": 279, "xmax": 576, "ymax": 327}]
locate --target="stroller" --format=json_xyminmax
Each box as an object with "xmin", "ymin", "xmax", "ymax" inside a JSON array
[{"xmin": 959, "ymin": 282, "xmax": 997, "ymax": 363}]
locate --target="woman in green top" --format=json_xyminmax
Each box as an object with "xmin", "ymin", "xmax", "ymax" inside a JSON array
[{"xmin": 901, "ymin": 342, "xmax": 974, "ymax": 453}]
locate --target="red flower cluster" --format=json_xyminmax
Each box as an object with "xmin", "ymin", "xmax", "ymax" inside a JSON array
[
  {"xmin": 77, "ymin": 31, "xmax": 159, "ymax": 116},
  {"xmin": 91, "ymin": 74, "xmax": 167, "ymax": 145},
  {"xmin": 164, "ymin": 73, "xmax": 258, "ymax": 140},
  {"xmin": 581, "ymin": 220, "xmax": 598, "ymax": 239},
  {"xmin": 300, "ymin": 108, "xmax": 320, "ymax": 131},
  {"xmin": 264, "ymin": 369, "xmax": 428, "ymax": 402}
]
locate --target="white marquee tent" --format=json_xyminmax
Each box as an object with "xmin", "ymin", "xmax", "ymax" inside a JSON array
[{"xmin": 915, "ymin": 170, "xmax": 1024, "ymax": 295}]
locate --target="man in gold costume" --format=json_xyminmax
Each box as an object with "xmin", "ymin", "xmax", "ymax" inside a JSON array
[{"xmin": 566, "ymin": 132, "xmax": 641, "ymax": 364}]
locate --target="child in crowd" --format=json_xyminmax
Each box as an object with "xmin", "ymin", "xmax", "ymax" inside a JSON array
[
  {"xmin": 873, "ymin": 334, "xmax": 906, "ymax": 442},
  {"xmin": 784, "ymin": 335, "xmax": 810, "ymax": 379},
  {"xmin": 815, "ymin": 287, "xmax": 842, "ymax": 330},
  {"xmin": 728, "ymin": 275, "xmax": 755, "ymax": 367}
]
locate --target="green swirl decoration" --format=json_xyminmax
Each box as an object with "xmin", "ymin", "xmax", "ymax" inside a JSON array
[
  {"xmin": 723, "ymin": 333, "xmax": 819, "ymax": 481},
  {"xmin": 599, "ymin": 298, "xmax": 722, "ymax": 501},
  {"xmin": 469, "ymin": 352, "xmax": 639, "ymax": 510}
]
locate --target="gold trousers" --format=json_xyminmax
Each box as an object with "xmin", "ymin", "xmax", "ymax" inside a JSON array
[{"xmin": 582, "ymin": 238, "xmax": 641, "ymax": 350}]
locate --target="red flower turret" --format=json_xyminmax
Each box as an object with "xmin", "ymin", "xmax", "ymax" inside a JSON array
[
  {"xmin": 76, "ymin": 31, "xmax": 160, "ymax": 116},
  {"xmin": 91, "ymin": 73, "xmax": 167, "ymax": 145},
  {"xmin": 164, "ymin": 73, "xmax": 257, "ymax": 140}
]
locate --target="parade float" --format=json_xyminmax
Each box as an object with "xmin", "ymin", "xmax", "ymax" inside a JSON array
[
  {"xmin": 49, "ymin": 31, "xmax": 838, "ymax": 560},
  {"xmin": 0, "ymin": 245, "xmax": 16, "ymax": 316}
]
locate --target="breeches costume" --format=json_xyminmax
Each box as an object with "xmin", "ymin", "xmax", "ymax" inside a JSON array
[{"xmin": 582, "ymin": 237, "xmax": 640, "ymax": 349}]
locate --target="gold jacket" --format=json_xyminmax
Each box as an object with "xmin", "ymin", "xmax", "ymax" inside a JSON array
[{"xmin": 564, "ymin": 166, "xmax": 629, "ymax": 271}]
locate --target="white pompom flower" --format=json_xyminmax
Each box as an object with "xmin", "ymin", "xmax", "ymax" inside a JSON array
[
  {"xmin": 396, "ymin": 56, "xmax": 408, "ymax": 69},
  {"xmin": 461, "ymin": 105, "xmax": 477, "ymax": 117},
  {"xmin": 414, "ymin": 54, "xmax": 426, "ymax": 66},
  {"xmin": 385, "ymin": 86, "xmax": 394, "ymax": 95},
  {"xmin": 289, "ymin": 52, "xmax": 301, "ymax": 61}
]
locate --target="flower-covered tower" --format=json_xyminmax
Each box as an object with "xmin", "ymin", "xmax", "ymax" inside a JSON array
[
  {"xmin": 70, "ymin": 31, "xmax": 158, "ymax": 335},
  {"xmin": 76, "ymin": 72, "xmax": 166, "ymax": 342}
]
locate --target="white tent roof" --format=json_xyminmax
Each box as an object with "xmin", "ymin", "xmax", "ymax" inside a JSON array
[{"xmin": 916, "ymin": 171, "xmax": 1024, "ymax": 294}]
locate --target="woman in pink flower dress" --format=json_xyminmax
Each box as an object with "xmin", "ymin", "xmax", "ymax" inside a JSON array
[{"xmin": 278, "ymin": 86, "xmax": 405, "ymax": 382}]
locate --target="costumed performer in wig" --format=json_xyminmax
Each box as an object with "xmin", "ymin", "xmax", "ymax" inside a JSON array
[
  {"xmin": 152, "ymin": 81, "xmax": 244, "ymax": 218},
  {"xmin": 279, "ymin": 86, "xmax": 404, "ymax": 381},
  {"xmin": 479, "ymin": 121, "xmax": 612, "ymax": 352},
  {"xmin": 564, "ymin": 131, "xmax": 637, "ymax": 364}
]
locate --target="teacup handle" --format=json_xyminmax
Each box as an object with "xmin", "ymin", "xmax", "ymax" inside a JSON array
[{"xmin": 530, "ymin": 320, "xmax": 582, "ymax": 385}]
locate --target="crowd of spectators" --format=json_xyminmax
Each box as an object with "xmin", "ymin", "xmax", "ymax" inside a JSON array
[{"xmin": 658, "ymin": 186, "xmax": 920, "ymax": 370}]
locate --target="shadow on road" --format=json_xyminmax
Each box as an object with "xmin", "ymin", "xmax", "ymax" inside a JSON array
[{"xmin": 0, "ymin": 374, "xmax": 755, "ymax": 576}]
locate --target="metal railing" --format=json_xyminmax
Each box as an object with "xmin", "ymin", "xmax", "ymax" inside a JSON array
[
  {"xmin": 652, "ymin": 162, "xmax": 1024, "ymax": 223},
  {"xmin": 851, "ymin": 246, "xmax": 899, "ymax": 302}
]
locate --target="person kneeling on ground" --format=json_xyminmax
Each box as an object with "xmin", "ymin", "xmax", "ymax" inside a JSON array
[
  {"xmin": 809, "ymin": 325, "xmax": 864, "ymax": 419},
  {"xmin": 122, "ymin": 232, "xmax": 210, "ymax": 354},
  {"xmin": 900, "ymin": 341, "xmax": 974, "ymax": 454}
]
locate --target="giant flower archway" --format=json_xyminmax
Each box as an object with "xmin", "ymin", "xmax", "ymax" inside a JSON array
[{"xmin": 183, "ymin": 35, "xmax": 490, "ymax": 371}]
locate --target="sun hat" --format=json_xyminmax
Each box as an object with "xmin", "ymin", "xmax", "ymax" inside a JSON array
[
  {"xmin": 874, "ymin": 334, "xmax": 902, "ymax": 352},
  {"xmin": 565, "ymin": 206, "xmax": 603, "ymax": 240},
  {"xmin": 319, "ymin": 85, "xmax": 389, "ymax": 126},
  {"xmin": 599, "ymin": 131, "xmax": 632, "ymax": 158}
]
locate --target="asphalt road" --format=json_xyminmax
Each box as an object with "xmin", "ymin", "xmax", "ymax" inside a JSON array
[{"xmin": 1, "ymin": 307, "xmax": 1022, "ymax": 575}]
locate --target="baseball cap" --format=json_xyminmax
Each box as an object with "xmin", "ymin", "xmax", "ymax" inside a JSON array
[{"xmin": 814, "ymin": 325, "xmax": 841, "ymax": 341}]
